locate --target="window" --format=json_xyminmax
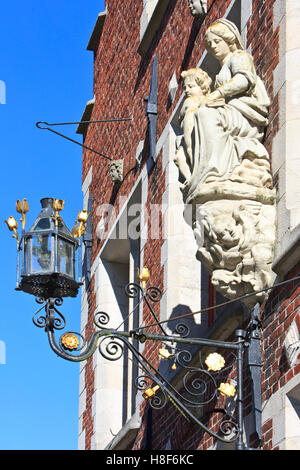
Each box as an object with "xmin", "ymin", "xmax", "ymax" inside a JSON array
[{"xmin": 92, "ymin": 183, "xmax": 143, "ymax": 448}]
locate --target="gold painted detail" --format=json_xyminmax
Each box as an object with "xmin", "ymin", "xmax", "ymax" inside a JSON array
[
  {"xmin": 143, "ymin": 385, "xmax": 160, "ymax": 400},
  {"xmin": 61, "ymin": 333, "xmax": 80, "ymax": 351},
  {"xmin": 16, "ymin": 198, "xmax": 29, "ymax": 231},
  {"xmin": 137, "ymin": 267, "xmax": 150, "ymax": 288},
  {"xmin": 71, "ymin": 210, "xmax": 89, "ymax": 239},
  {"xmin": 205, "ymin": 352, "xmax": 225, "ymax": 371},
  {"xmin": 53, "ymin": 199, "xmax": 65, "ymax": 227},
  {"xmin": 218, "ymin": 382, "xmax": 236, "ymax": 397},
  {"xmin": 4, "ymin": 216, "xmax": 19, "ymax": 242},
  {"xmin": 158, "ymin": 347, "xmax": 174, "ymax": 360}
]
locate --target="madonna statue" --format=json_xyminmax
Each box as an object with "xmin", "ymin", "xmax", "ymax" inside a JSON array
[{"xmin": 175, "ymin": 19, "xmax": 276, "ymax": 307}]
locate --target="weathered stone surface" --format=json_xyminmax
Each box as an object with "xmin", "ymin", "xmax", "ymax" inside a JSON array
[{"xmin": 174, "ymin": 19, "xmax": 276, "ymax": 306}]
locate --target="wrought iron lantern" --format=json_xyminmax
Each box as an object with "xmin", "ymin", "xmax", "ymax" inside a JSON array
[{"xmin": 6, "ymin": 197, "xmax": 87, "ymax": 299}]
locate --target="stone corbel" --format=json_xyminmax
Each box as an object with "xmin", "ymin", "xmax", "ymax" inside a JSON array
[
  {"xmin": 188, "ymin": 0, "xmax": 207, "ymax": 19},
  {"xmin": 109, "ymin": 159, "xmax": 124, "ymax": 184}
]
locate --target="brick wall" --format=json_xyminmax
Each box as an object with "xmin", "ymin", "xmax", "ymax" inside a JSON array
[{"xmin": 79, "ymin": 0, "xmax": 299, "ymax": 451}]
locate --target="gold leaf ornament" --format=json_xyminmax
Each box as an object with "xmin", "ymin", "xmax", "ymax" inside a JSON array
[
  {"xmin": 53, "ymin": 199, "xmax": 65, "ymax": 226},
  {"xmin": 22, "ymin": 199, "xmax": 29, "ymax": 214},
  {"xmin": 61, "ymin": 333, "xmax": 80, "ymax": 351},
  {"xmin": 16, "ymin": 198, "xmax": 29, "ymax": 231},
  {"xmin": 4, "ymin": 216, "xmax": 19, "ymax": 242},
  {"xmin": 72, "ymin": 210, "xmax": 89, "ymax": 239},
  {"xmin": 5, "ymin": 216, "xmax": 18, "ymax": 231},
  {"xmin": 16, "ymin": 199, "xmax": 23, "ymax": 214},
  {"xmin": 158, "ymin": 347, "xmax": 174, "ymax": 360},
  {"xmin": 143, "ymin": 385, "xmax": 160, "ymax": 400},
  {"xmin": 218, "ymin": 382, "xmax": 236, "ymax": 398},
  {"xmin": 137, "ymin": 267, "xmax": 150, "ymax": 288},
  {"xmin": 53, "ymin": 199, "xmax": 65, "ymax": 212},
  {"xmin": 205, "ymin": 352, "xmax": 225, "ymax": 371},
  {"xmin": 77, "ymin": 209, "xmax": 89, "ymax": 223}
]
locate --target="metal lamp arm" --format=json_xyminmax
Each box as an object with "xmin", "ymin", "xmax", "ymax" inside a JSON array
[{"xmin": 32, "ymin": 293, "xmax": 247, "ymax": 447}]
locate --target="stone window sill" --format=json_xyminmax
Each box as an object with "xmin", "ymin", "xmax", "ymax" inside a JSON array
[
  {"xmin": 272, "ymin": 222, "xmax": 300, "ymax": 278},
  {"xmin": 76, "ymin": 98, "xmax": 95, "ymax": 135},
  {"xmin": 138, "ymin": 0, "xmax": 170, "ymax": 56},
  {"xmin": 104, "ymin": 412, "xmax": 141, "ymax": 450},
  {"xmin": 87, "ymin": 10, "xmax": 107, "ymax": 52}
]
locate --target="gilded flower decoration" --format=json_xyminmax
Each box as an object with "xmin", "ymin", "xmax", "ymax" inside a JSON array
[
  {"xmin": 61, "ymin": 333, "xmax": 80, "ymax": 351},
  {"xmin": 205, "ymin": 352, "xmax": 225, "ymax": 371},
  {"xmin": 218, "ymin": 382, "xmax": 236, "ymax": 398}
]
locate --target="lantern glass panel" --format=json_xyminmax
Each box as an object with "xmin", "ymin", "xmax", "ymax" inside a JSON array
[
  {"xmin": 31, "ymin": 233, "xmax": 53, "ymax": 273},
  {"xmin": 33, "ymin": 217, "xmax": 51, "ymax": 231},
  {"xmin": 58, "ymin": 238, "xmax": 74, "ymax": 277}
]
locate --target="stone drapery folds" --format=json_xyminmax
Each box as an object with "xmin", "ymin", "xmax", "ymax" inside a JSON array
[{"xmin": 174, "ymin": 19, "xmax": 276, "ymax": 307}]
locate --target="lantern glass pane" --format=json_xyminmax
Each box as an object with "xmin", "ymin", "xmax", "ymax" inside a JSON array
[
  {"xmin": 57, "ymin": 218, "xmax": 72, "ymax": 236},
  {"xmin": 58, "ymin": 238, "xmax": 74, "ymax": 277},
  {"xmin": 33, "ymin": 217, "xmax": 51, "ymax": 231},
  {"xmin": 32, "ymin": 234, "xmax": 53, "ymax": 272}
]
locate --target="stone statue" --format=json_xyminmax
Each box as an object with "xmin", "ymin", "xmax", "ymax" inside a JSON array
[
  {"xmin": 174, "ymin": 19, "xmax": 276, "ymax": 307},
  {"xmin": 188, "ymin": 0, "xmax": 207, "ymax": 18},
  {"xmin": 174, "ymin": 68, "xmax": 212, "ymax": 181}
]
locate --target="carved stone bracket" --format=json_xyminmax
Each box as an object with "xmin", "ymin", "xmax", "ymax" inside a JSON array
[
  {"xmin": 188, "ymin": 0, "xmax": 207, "ymax": 18},
  {"xmin": 193, "ymin": 197, "xmax": 276, "ymax": 307},
  {"xmin": 110, "ymin": 159, "xmax": 124, "ymax": 183}
]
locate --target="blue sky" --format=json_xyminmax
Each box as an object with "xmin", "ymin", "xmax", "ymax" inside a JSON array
[{"xmin": 0, "ymin": 1, "xmax": 105, "ymax": 450}]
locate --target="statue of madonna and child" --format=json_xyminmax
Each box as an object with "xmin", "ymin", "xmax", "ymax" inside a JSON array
[{"xmin": 174, "ymin": 19, "xmax": 276, "ymax": 307}]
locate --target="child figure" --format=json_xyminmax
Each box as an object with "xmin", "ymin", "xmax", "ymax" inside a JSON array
[{"xmin": 174, "ymin": 68, "xmax": 213, "ymax": 183}]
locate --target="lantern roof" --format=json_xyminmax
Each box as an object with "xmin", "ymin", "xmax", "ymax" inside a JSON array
[{"xmin": 26, "ymin": 198, "xmax": 74, "ymax": 242}]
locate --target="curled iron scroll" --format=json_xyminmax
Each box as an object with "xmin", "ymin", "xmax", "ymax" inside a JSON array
[{"xmin": 33, "ymin": 297, "xmax": 66, "ymax": 330}]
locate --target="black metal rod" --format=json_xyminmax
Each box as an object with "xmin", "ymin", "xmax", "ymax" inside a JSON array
[
  {"xmin": 143, "ymin": 292, "xmax": 168, "ymax": 337},
  {"xmin": 36, "ymin": 125, "xmax": 113, "ymax": 161},
  {"xmin": 35, "ymin": 118, "xmax": 133, "ymax": 161},
  {"xmin": 36, "ymin": 118, "xmax": 133, "ymax": 127},
  {"xmin": 16, "ymin": 242, "xmax": 21, "ymax": 289},
  {"xmin": 132, "ymin": 273, "xmax": 300, "ymax": 333},
  {"xmin": 78, "ymin": 237, "xmax": 82, "ymax": 285},
  {"xmin": 235, "ymin": 329, "xmax": 246, "ymax": 450},
  {"xmin": 54, "ymin": 228, "xmax": 58, "ymax": 274},
  {"xmin": 133, "ymin": 330, "xmax": 242, "ymax": 351}
]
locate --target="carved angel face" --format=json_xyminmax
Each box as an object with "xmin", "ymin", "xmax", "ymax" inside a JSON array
[
  {"xmin": 213, "ymin": 216, "xmax": 241, "ymax": 248},
  {"xmin": 188, "ymin": 0, "xmax": 207, "ymax": 17},
  {"xmin": 205, "ymin": 30, "xmax": 232, "ymax": 62}
]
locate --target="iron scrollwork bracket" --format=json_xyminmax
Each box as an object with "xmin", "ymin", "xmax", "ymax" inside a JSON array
[{"xmin": 31, "ymin": 283, "xmax": 255, "ymax": 449}]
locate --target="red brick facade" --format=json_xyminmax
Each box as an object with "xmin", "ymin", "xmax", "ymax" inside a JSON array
[{"xmin": 79, "ymin": 0, "xmax": 300, "ymax": 451}]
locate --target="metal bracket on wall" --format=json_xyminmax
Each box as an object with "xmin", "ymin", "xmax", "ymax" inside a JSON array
[
  {"xmin": 82, "ymin": 195, "xmax": 93, "ymax": 284},
  {"xmin": 36, "ymin": 118, "xmax": 133, "ymax": 183},
  {"xmin": 246, "ymin": 303, "xmax": 263, "ymax": 446},
  {"xmin": 145, "ymin": 54, "xmax": 158, "ymax": 165}
]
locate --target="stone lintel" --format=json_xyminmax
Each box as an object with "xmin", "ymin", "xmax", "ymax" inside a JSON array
[
  {"xmin": 87, "ymin": 10, "xmax": 107, "ymax": 52},
  {"xmin": 76, "ymin": 98, "xmax": 95, "ymax": 135},
  {"xmin": 138, "ymin": 0, "xmax": 170, "ymax": 57}
]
